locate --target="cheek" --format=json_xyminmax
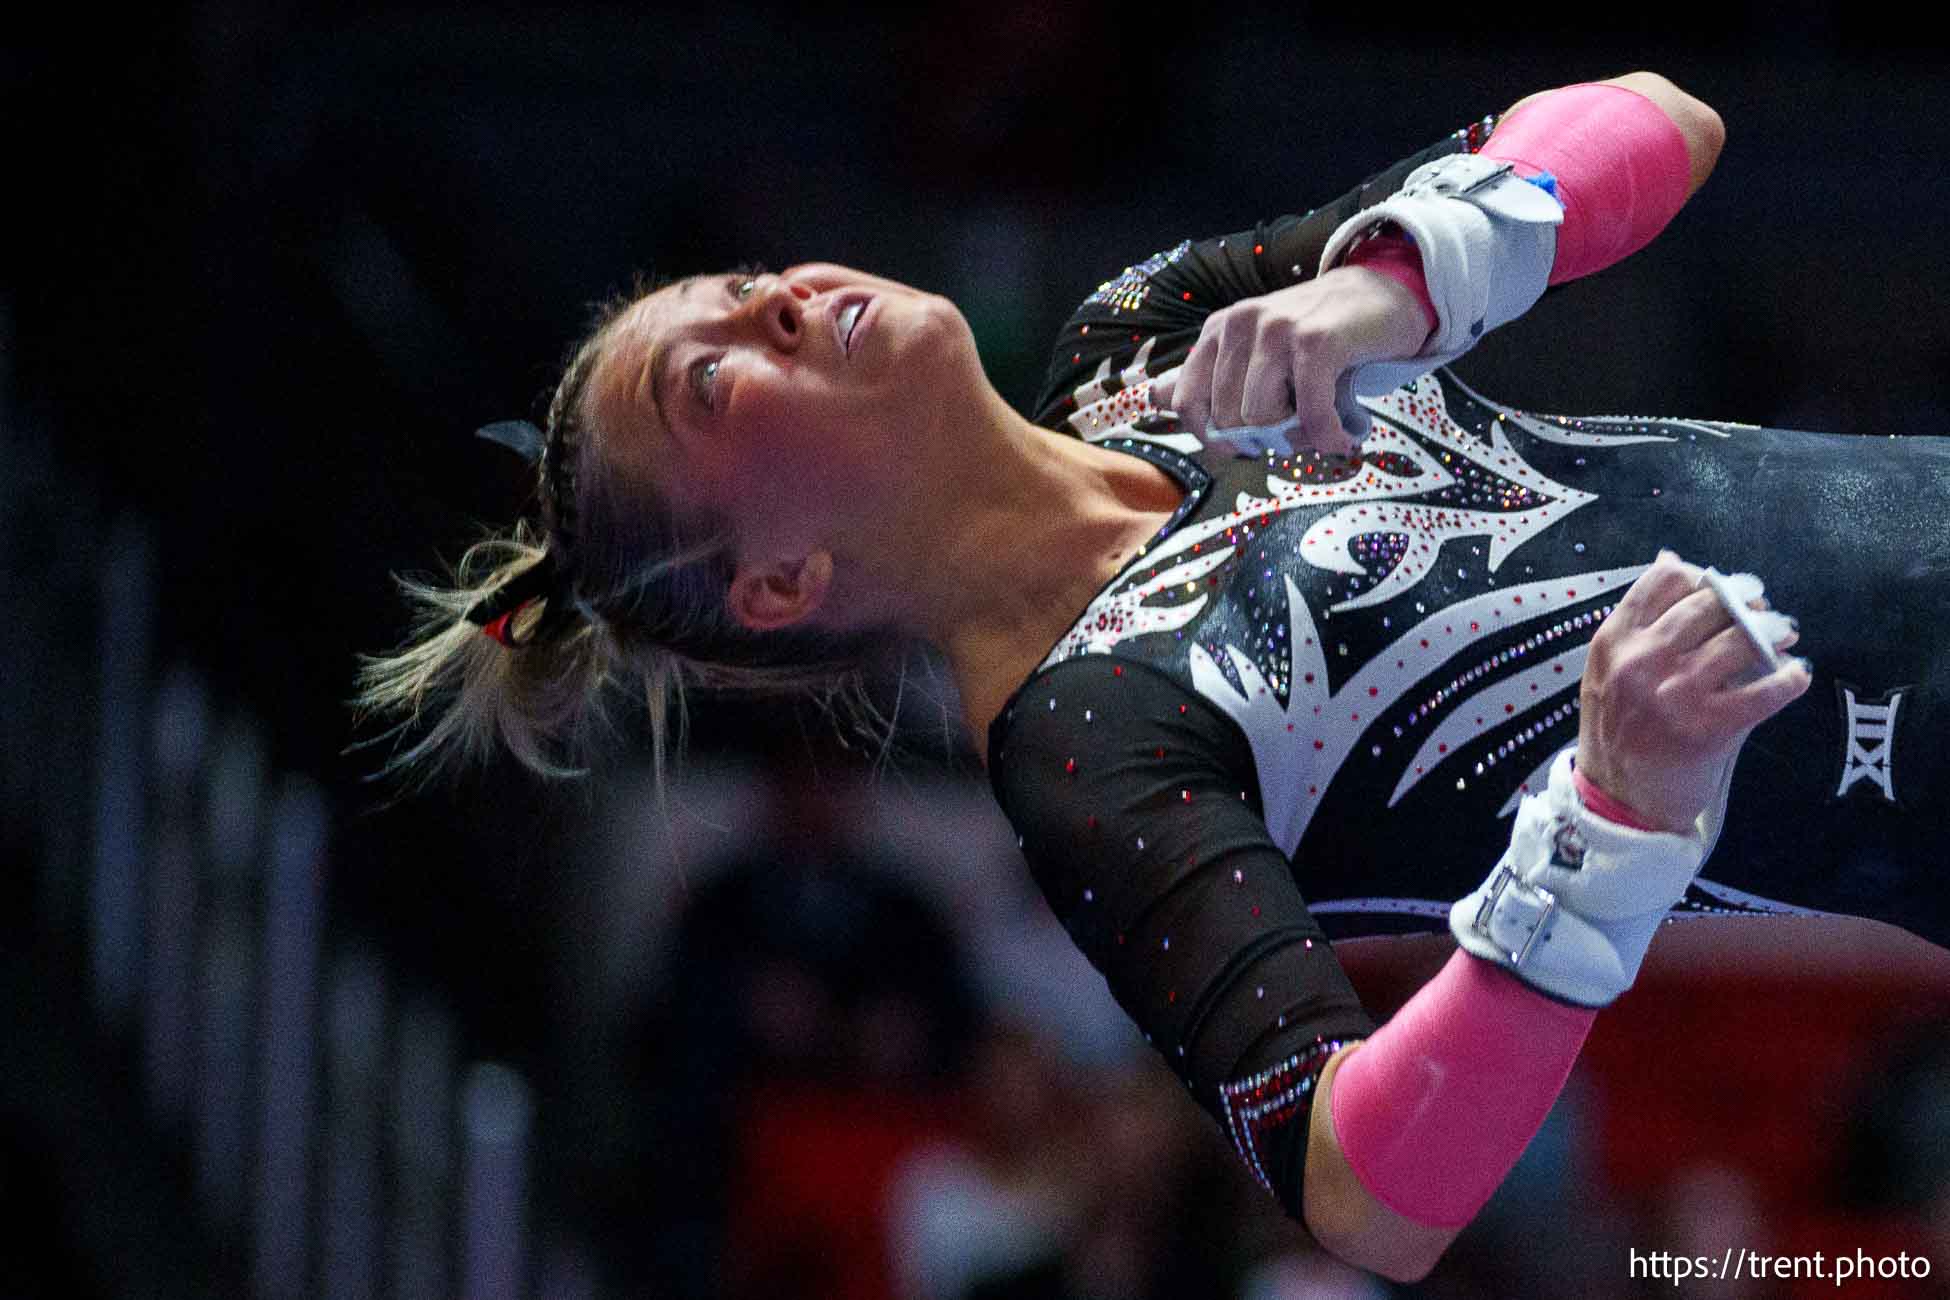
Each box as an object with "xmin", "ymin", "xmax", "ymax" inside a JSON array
[
  {"xmin": 741, "ymin": 369, "xmax": 878, "ymax": 452},
  {"xmin": 714, "ymin": 399, "xmax": 850, "ymax": 509}
]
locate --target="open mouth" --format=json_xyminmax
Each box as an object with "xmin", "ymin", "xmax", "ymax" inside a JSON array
[{"xmin": 834, "ymin": 296, "xmax": 872, "ymax": 355}]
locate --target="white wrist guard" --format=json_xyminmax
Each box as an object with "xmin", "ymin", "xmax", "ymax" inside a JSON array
[
  {"xmin": 1320, "ymin": 153, "xmax": 1563, "ymax": 440},
  {"xmin": 1449, "ymin": 747, "xmax": 1704, "ymax": 1008}
]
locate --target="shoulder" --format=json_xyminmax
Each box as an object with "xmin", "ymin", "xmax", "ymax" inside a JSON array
[
  {"xmin": 987, "ymin": 652, "xmax": 1281, "ymax": 955},
  {"xmin": 989, "ymin": 655, "xmax": 1263, "ymax": 832}
]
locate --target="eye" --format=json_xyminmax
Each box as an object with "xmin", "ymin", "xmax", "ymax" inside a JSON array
[
  {"xmin": 689, "ymin": 357, "xmax": 722, "ymax": 408},
  {"xmin": 733, "ymin": 276, "xmax": 759, "ymax": 300}
]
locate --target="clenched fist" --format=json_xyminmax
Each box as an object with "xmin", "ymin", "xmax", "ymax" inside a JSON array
[
  {"xmin": 1150, "ymin": 263, "xmax": 1433, "ymax": 457},
  {"xmin": 1576, "ymin": 551, "xmax": 1812, "ymax": 834}
]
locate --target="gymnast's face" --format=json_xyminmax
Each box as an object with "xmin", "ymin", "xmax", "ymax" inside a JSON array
[{"xmin": 591, "ymin": 262, "xmax": 981, "ymax": 545}]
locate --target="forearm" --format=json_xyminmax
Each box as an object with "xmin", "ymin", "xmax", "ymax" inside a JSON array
[
  {"xmin": 1325, "ymin": 71, "xmax": 1719, "ymax": 347},
  {"xmin": 1300, "ymin": 951, "xmax": 1596, "ymax": 1282},
  {"xmin": 1507, "ymin": 71, "xmax": 1725, "ymax": 197},
  {"xmin": 1302, "ymin": 1044, "xmax": 1462, "ymax": 1282},
  {"xmin": 1486, "ymin": 74, "xmax": 1717, "ymax": 285}
]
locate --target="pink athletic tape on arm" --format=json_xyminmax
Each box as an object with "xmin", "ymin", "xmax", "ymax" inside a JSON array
[
  {"xmin": 1481, "ymin": 82, "xmax": 1693, "ymax": 286},
  {"xmin": 1329, "ymin": 949, "xmax": 1597, "ymax": 1229},
  {"xmin": 1343, "ymin": 233, "xmax": 1439, "ymax": 337}
]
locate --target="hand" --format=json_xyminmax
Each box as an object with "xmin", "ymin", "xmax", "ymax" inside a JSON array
[
  {"xmin": 1575, "ymin": 551, "xmax": 1811, "ymax": 834},
  {"xmin": 1150, "ymin": 265, "xmax": 1433, "ymax": 456}
]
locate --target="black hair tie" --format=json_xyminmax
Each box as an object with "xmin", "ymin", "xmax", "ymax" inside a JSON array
[
  {"xmin": 464, "ymin": 420, "xmax": 573, "ymax": 648},
  {"xmin": 463, "ymin": 549, "xmax": 563, "ymax": 647}
]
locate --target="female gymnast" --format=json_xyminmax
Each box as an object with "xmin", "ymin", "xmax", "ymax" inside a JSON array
[{"xmin": 353, "ymin": 72, "xmax": 1948, "ymax": 1280}]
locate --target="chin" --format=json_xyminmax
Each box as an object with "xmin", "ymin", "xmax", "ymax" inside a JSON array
[{"xmin": 913, "ymin": 294, "xmax": 983, "ymax": 375}]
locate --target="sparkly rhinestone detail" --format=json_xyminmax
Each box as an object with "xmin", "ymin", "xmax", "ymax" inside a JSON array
[
  {"xmin": 1404, "ymin": 605, "xmax": 1613, "ymax": 726},
  {"xmin": 1218, "ymin": 1037, "xmax": 1347, "ymax": 1194},
  {"xmin": 1086, "ymin": 240, "xmax": 1192, "ymax": 312},
  {"xmin": 1455, "ymin": 113, "xmax": 1499, "ymax": 154}
]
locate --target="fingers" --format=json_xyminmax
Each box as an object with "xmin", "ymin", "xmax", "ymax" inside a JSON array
[
  {"xmin": 1699, "ymin": 568, "xmax": 1791, "ymax": 672},
  {"xmin": 1207, "ymin": 322, "xmax": 1250, "ymax": 432},
  {"xmin": 1175, "ymin": 304, "xmax": 1352, "ymax": 447},
  {"xmin": 1694, "ymin": 619, "xmax": 1800, "ymax": 690},
  {"xmin": 1704, "ymin": 651, "xmax": 1814, "ymax": 735},
  {"xmin": 1658, "ymin": 590, "xmax": 1809, "ymax": 738},
  {"xmin": 1646, "ymin": 586, "xmax": 1737, "ymax": 656},
  {"xmin": 1295, "ymin": 382, "xmax": 1354, "ymax": 457},
  {"xmin": 1624, "ymin": 553, "xmax": 1809, "ymax": 688},
  {"xmin": 1170, "ymin": 323, "xmax": 1216, "ymax": 434},
  {"xmin": 1608, "ymin": 550, "xmax": 1705, "ymax": 633},
  {"xmin": 1285, "ymin": 334, "xmax": 1362, "ymax": 454},
  {"xmin": 1239, "ymin": 351, "xmax": 1295, "ymax": 429},
  {"xmin": 1213, "ymin": 324, "xmax": 1361, "ymax": 454}
]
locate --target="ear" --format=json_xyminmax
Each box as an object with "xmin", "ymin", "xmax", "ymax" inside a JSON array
[{"xmin": 727, "ymin": 549, "xmax": 835, "ymax": 633}]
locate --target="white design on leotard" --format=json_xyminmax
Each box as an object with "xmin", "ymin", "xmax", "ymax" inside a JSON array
[
  {"xmin": 1187, "ymin": 566, "xmax": 1647, "ymax": 857},
  {"xmin": 1077, "ymin": 373, "xmax": 1620, "ymax": 618},
  {"xmin": 1066, "ymin": 340, "xmax": 1203, "ymax": 454},
  {"xmin": 1045, "ymin": 544, "xmax": 1233, "ymax": 659},
  {"xmin": 1444, "ymin": 373, "xmax": 1743, "ymax": 445},
  {"xmin": 1499, "ymin": 749, "xmax": 1563, "ymax": 818},
  {"xmin": 1296, "ymin": 384, "xmax": 1599, "ymax": 613},
  {"xmin": 1388, "ymin": 642, "xmax": 1589, "ymax": 807},
  {"xmin": 1050, "ymin": 372, "xmax": 1803, "ymax": 893},
  {"xmin": 1049, "ymin": 372, "xmax": 1601, "ymax": 663}
]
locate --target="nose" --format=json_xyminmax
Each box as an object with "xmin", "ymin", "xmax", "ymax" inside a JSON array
[{"xmin": 746, "ymin": 276, "xmax": 807, "ymax": 350}]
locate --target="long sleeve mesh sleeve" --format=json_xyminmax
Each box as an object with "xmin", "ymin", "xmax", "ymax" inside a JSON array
[
  {"xmin": 1031, "ymin": 119, "xmax": 1498, "ymax": 426},
  {"xmin": 988, "ymin": 655, "xmax": 1376, "ymax": 1216}
]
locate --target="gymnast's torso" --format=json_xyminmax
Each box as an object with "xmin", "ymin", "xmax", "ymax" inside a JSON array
[{"xmin": 986, "ymin": 124, "xmax": 1950, "ymax": 968}]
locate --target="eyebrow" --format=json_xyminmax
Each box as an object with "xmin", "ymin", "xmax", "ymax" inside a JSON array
[
  {"xmin": 642, "ymin": 335, "xmax": 676, "ymax": 443},
  {"xmin": 638, "ymin": 276, "xmax": 711, "ymax": 439},
  {"xmin": 636, "ymin": 272, "xmax": 731, "ymax": 438}
]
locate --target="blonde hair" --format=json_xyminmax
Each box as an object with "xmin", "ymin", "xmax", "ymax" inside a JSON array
[{"xmin": 348, "ymin": 288, "xmax": 899, "ymax": 802}]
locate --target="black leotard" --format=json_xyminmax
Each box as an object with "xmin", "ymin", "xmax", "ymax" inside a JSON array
[{"xmin": 985, "ymin": 117, "xmax": 1950, "ymax": 1215}]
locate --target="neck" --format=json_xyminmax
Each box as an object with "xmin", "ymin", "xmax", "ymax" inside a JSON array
[{"xmin": 904, "ymin": 401, "xmax": 1184, "ymax": 762}]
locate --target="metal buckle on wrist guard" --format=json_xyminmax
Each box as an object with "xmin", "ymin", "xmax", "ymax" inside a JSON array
[
  {"xmin": 1550, "ymin": 819, "xmax": 1588, "ymax": 869},
  {"xmin": 1453, "ymin": 160, "xmax": 1516, "ymax": 197},
  {"xmin": 1471, "ymin": 862, "xmax": 1559, "ymax": 969},
  {"xmin": 1406, "ymin": 156, "xmax": 1515, "ymax": 200}
]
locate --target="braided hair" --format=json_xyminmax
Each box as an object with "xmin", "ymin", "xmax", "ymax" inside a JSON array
[{"xmin": 349, "ymin": 282, "xmax": 898, "ymax": 796}]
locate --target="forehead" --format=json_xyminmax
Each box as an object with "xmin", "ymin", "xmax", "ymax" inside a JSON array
[
  {"xmin": 583, "ymin": 286, "xmax": 694, "ymax": 485},
  {"xmin": 605, "ymin": 277, "xmax": 699, "ymax": 370},
  {"xmin": 593, "ymin": 271, "xmax": 719, "ymax": 412}
]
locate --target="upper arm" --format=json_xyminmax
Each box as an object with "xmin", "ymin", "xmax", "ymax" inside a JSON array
[{"xmin": 989, "ymin": 658, "xmax": 1379, "ymax": 1230}]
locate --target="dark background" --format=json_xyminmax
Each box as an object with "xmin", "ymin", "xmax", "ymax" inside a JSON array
[
  {"xmin": 7, "ymin": 5, "xmax": 1950, "ymax": 1296},
  {"xmin": 16, "ymin": 3, "xmax": 1950, "ymax": 1008}
]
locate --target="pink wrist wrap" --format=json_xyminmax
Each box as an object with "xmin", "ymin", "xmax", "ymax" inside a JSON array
[
  {"xmin": 1481, "ymin": 82, "xmax": 1693, "ymax": 286},
  {"xmin": 1329, "ymin": 949, "xmax": 1596, "ymax": 1229},
  {"xmin": 1571, "ymin": 764, "xmax": 1658, "ymax": 831}
]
